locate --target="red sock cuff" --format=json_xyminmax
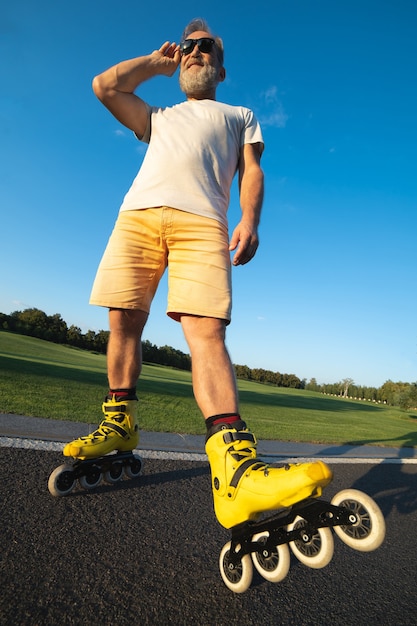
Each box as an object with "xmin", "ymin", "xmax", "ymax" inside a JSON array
[{"xmin": 205, "ymin": 413, "xmax": 241, "ymax": 429}]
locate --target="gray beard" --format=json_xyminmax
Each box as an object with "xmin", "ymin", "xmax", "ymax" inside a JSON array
[{"xmin": 179, "ymin": 63, "xmax": 219, "ymax": 96}]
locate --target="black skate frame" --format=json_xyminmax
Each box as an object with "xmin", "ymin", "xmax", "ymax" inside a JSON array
[
  {"xmin": 68, "ymin": 451, "xmax": 142, "ymax": 481},
  {"xmin": 226, "ymin": 498, "xmax": 357, "ymax": 567}
]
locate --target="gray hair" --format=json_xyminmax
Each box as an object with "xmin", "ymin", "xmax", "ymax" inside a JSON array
[{"xmin": 181, "ymin": 17, "xmax": 224, "ymax": 66}]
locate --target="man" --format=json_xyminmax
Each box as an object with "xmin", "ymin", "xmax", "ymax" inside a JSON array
[{"xmin": 64, "ymin": 18, "xmax": 331, "ymax": 530}]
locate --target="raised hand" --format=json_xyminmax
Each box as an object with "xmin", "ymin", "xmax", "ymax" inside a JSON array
[{"xmin": 152, "ymin": 41, "xmax": 181, "ymax": 76}]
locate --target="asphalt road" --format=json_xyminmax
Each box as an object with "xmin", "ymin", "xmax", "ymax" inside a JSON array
[{"xmin": 1, "ymin": 446, "xmax": 416, "ymax": 626}]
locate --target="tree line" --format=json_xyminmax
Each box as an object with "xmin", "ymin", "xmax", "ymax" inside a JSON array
[
  {"xmin": 1, "ymin": 308, "xmax": 416, "ymax": 407},
  {"xmin": 1, "ymin": 307, "xmax": 305, "ymax": 388},
  {"xmin": 0, "ymin": 308, "xmax": 192, "ymax": 372},
  {"xmin": 305, "ymin": 377, "xmax": 417, "ymax": 411}
]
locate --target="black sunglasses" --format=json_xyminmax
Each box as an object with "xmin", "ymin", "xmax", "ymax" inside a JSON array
[{"xmin": 179, "ymin": 37, "xmax": 215, "ymax": 56}]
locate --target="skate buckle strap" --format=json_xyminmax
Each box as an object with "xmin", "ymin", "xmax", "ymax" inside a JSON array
[
  {"xmin": 103, "ymin": 402, "xmax": 127, "ymax": 413},
  {"xmin": 222, "ymin": 431, "xmax": 256, "ymax": 445},
  {"xmin": 225, "ymin": 459, "xmax": 267, "ymax": 501},
  {"xmin": 101, "ymin": 420, "xmax": 129, "ymax": 439}
]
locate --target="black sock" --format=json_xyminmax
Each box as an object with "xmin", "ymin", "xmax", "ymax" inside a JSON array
[
  {"xmin": 205, "ymin": 413, "xmax": 247, "ymax": 441},
  {"xmin": 107, "ymin": 388, "xmax": 138, "ymax": 401},
  {"xmin": 205, "ymin": 413, "xmax": 241, "ymax": 430}
]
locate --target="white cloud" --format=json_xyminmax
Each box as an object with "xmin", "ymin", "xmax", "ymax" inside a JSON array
[
  {"xmin": 259, "ymin": 107, "xmax": 288, "ymax": 128},
  {"xmin": 262, "ymin": 86, "xmax": 279, "ymax": 105},
  {"xmin": 257, "ymin": 86, "xmax": 289, "ymax": 128}
]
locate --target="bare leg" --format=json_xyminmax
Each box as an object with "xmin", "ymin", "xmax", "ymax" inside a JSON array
[
  {"xmin": 107, "ymin": 308, "xmax": 148, "ymax": 389},
  {"xmin": 180, "ymin": 315, "xmax": 239, "ymax": 419}
]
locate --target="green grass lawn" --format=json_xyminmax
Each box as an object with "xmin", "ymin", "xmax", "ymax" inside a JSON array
[{"xmin": 1, "ymin": 330, "xmax": 416, "ymax": 447}]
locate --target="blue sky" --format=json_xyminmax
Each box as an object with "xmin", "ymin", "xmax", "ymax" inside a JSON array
[{"xmin": 1, "ymin": 0, "xmax": 416, "ymax": 388}]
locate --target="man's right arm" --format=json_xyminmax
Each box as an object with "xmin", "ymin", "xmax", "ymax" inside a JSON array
[{"xmin": 92, "ymin": 41, "xmax": 180, "ymax": 138}]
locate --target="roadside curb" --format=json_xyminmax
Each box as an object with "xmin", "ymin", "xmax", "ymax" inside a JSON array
[{"xmin": 1, "ymin": 413, "xmax": 416, "ymax": 463}]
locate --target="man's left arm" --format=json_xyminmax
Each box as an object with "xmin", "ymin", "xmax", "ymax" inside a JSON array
[{"xmin": 229, "ymin": 142, "xmax": 264, "ymax": 266}]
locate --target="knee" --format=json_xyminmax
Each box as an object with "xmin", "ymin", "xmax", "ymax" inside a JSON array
[
  {"xmin": 109, "ymin": 308, "xmax": 148, "ymax": 335},
  {"xmin": 181, "ymin": 316, "xmax": 227, "ymax": 348}
]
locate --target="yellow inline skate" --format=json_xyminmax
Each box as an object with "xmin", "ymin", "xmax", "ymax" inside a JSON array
[
  {"xmin": 206, "ymin": 421, "xmax": 386, "ymax": 593},
  {"xmin": 48, "ymin": 395, "xmax": 143, "ymax": 496}
]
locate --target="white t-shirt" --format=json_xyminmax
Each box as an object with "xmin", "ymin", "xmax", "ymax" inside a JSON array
[{"xmin": 119, "ymin": 99, "xmax": 264, "ymax": 226}]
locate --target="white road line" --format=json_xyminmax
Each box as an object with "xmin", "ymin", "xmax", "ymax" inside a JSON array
[{"xmin": 1, "ymin": 436, "xmax": 416, "ymax": 464}]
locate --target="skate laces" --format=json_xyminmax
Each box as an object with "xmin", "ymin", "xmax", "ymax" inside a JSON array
[
  {"xmin": 80, "ymin": 413, "xmax": 130, "ymax": 443},
  {"xmin": 227, "ymin": 431, "xmax": 268, "ymax": 471},
  {"xmin": 230, "ymin": 439, "xmax": 257, "ymax": 463}
]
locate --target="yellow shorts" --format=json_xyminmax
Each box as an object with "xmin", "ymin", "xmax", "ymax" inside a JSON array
[{"xmin": 90, "ymin": 207, "xmax": 232, "ymax": 323}]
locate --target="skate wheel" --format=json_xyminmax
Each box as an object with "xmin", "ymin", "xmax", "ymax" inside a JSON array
[
  {"xmin": 219, "ymin": 541, "xmax": 253, "ymax": 593},
  {"xmin": 251, "ymin": 532, "xmax": 290, "ymax": 583},
  {"xmin": 104, "ymin": 462, "xmax": 124, "ymax": 484},
  {"xmin": 79, "ymin": 465, "xmax": 102, "ymax": 490},
  {"xmin": 48, "ymin": 464, "xmax": 76, "ymax": 497},
  {"xmin": 287, "ymin": 516, "xmax": 334, "ymax": 569},
  {"xmin": 331, "ymin": 489, "xmax": 386, "ymax": 552},
  {"xmin": 125, "ymin": 453, "xmax": 143, "ymax": 479}
]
